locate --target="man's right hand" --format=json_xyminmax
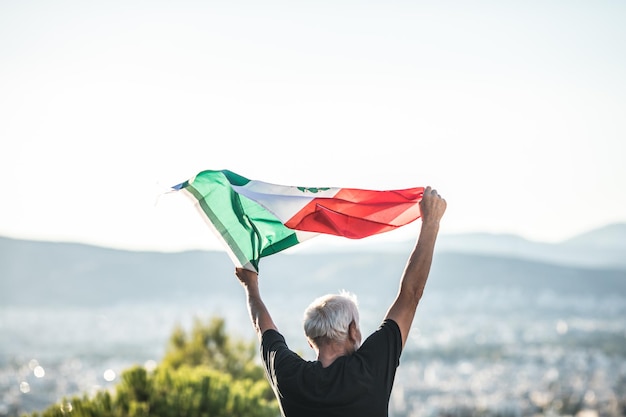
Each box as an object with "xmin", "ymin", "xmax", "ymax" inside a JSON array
[{"xmin": 420, "ymin": 186, "xmax": 447, "ymax": 225}]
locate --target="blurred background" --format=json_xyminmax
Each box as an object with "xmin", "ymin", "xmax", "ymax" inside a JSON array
[{"xmin": 2, "ymin": 225, "xmax": 625, "ymax": 417}]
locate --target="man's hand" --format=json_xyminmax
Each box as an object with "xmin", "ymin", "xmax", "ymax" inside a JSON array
[
  {"xmin": 420, "ymin": 186, "xmax": 447, "ymax": 225},
  {"xmin": 235, "ymin": 267, "xmax": 259, "ymax": 288}
]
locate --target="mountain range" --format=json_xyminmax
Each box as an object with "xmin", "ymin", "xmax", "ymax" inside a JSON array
[
  {"xmin": 436, "ymin": 222, "xmax": 626, "ymax": 269},
  {"xmin": 1, "ymin": 223, "xmax": 624, "ymax": 308},
  {"xmin": 317, "ymin": 223, "xmax": 626, "ymax": 269}
]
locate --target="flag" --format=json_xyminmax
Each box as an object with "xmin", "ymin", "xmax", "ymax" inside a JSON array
[{"xmin": 171, "ymin": 169, "xmax": 424, "ymax": 272}]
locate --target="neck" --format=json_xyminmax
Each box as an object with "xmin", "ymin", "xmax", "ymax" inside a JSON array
[{"xmin": 316, "ymin": 341, "xmax": 354, "ymax": 368}]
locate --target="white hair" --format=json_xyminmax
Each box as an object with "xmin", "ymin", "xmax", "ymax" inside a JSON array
[{"xmin": 303, "ymin": 291, "xmax": 359, "ymax": 345}]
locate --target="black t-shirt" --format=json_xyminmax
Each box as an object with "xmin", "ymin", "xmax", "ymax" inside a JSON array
[{"xmin": 261, "ymin": 319, "xmax": 403, "ymax": 417}]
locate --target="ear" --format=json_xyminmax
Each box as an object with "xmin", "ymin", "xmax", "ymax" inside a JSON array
[
  {"xmin": 348, "ymin": 320, "xmax": 358, "ymax": 343},
  {"xmin": 308, "ymin": 339, "xmax": 320, "ymax": 353}
]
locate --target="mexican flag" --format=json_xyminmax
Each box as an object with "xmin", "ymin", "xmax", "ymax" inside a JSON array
[{"xmin": 171, "ymin": 170, "xmax": 424, "ymax": 272}]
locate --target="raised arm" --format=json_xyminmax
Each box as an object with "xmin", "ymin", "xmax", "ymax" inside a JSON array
[
  {"xmin": 385, "ymin": 186, "xmax": 446, "ymax": 347},
  {"xmin": 235, "ymin": 267, "xmax": 278, "ymax": 340}
]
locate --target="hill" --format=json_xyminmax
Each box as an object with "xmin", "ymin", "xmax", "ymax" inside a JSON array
[
  {"xmin": 2, "ymin": 224, "xmax": 625, "ymax": 308},
  {"xmin": 304, "ymin": 223, "xmax": 626, "ymax": 269},
  {"xmin": 435, "ymin": 223, "xmax": 626, "ymax": 269}
]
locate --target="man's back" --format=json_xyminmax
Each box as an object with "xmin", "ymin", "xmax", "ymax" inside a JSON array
[{"xmin": 261, "ymin": 320, "xmax": 402, "ymax": 417}]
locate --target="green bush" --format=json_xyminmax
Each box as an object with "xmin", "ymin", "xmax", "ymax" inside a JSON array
[
  {"xmin": 162, "ymin": 317, "xmax": 265, "ymax": 382},
  {"xmin": 25, "ymin": 317, "xmax": 278, "ymax": 417}
]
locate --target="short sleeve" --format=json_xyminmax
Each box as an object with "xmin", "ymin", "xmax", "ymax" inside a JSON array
[{"xmin": 355, "ymin": 319, "xmax": 403, "ymax": 387}]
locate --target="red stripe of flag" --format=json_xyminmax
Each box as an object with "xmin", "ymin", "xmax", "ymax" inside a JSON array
[{"xmin": 284, "ymin": 187, "xmax": 425, "ymax": 238}]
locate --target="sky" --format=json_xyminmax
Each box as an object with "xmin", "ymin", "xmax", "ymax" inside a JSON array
[{"xmin": 1, "ymin": 0, "xmax": 625, "ymax": 253}]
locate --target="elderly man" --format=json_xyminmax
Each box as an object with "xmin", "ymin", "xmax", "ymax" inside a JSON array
[{"xmin": 235, "ymin": 186, "xmax": 447, "ymax": 417}]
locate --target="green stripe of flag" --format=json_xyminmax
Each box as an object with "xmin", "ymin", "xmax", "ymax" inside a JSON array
[{"xmin": 184, "ymin": 170, "xmax": 300, "ymax": 271}]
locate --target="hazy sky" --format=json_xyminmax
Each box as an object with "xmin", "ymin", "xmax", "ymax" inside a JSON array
[{"xmin": 1, "ymin": 0, "xmax": 625, "ymax": 252}]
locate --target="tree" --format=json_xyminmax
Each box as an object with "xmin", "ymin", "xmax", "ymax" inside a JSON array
[
  {"xmin": 161, "ymin": 316, "xmax": 265, "ymax": 381},
  {"xmin": 26, "ymin": 317, "xmax": 278, "ymax": 417}
]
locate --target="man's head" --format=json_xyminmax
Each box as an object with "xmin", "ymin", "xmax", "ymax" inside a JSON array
[{"xmin": 303, "ymin": 291, "xmax": 361, "ymax": 352}]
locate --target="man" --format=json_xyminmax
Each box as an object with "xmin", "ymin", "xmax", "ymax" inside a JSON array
[{"xmin": 235, "ymin": 186, "xmax": 447, "ymax": 417}]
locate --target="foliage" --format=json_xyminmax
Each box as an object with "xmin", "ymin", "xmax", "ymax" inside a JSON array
[
  {"xmin": 162, "ymin": 317, "xmax": 265, "ymax": 381},
  {"xmin": 24, "ymin": 317, "xmax": 278, "ymax": 417}
]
